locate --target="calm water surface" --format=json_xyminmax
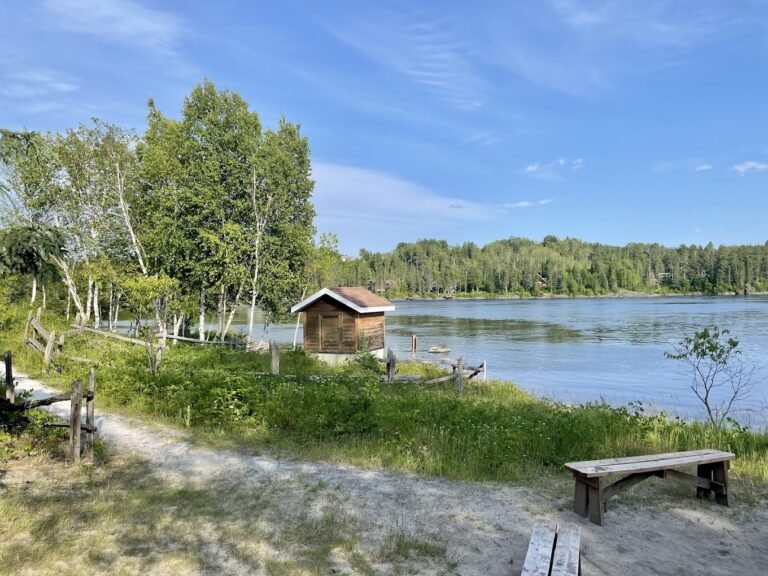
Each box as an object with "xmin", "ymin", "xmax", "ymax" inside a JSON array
[{"xmin": 244, "ymin": 296, "xmax": 768, "ymax": 423}]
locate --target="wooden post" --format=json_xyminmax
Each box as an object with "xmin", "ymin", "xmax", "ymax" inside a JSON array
[
  {"xmin": 270, "ymin": 341, "xmax": 280, "ymax": 374},
  {"xmin": 43, "ymin": 329, "xmax": 56, "ymax": 367},
  {"xmin": 713, "ymin": 461, "xmax": 730, "ymax": 506},
  {"xmin": 454, "ymin": 357, "xmax": 464, "ymax": 392},
  {"xmin": 35, "ymin": 306, "xmax": 42, "ymax": 322},
  {"xmin": 386, "ymin": 348, "xmax": 397, "ymax": 382},
  {"xmin": 69, "ymin": 379, "xmax": 83, "ymax": 464},
  {"xmin": 85, "ymin": 368, "xmax": 95, "ymax": 463},
  {"xmin": 482, "ymin": 360, "xmax": 487, "ymax": 382},
  {"xmin": 4, "ymin": 351, "xmax": 14, "ymax": 403},
  {"xmin": 24, "ymin": 310, "xmax": 32, "ymax": 340},
  {"xmin": 411, "ymin": 335, "xmax": 417, "ymax": 354},
  {"xmin": 587, "ymin": 480, "xmax": 604, "ymax": 525},
  {"xmin": 696, "ymin": 463, "xmax": 714, "ymax": 500}
]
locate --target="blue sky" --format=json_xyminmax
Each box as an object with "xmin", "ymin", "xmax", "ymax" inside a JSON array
[{"xmin": 2, "ymin": 0, "xmax": 768, "ymax": 254}]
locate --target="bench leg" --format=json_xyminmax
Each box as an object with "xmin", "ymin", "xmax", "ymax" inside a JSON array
[
  {"xmin": 587, "ymin": 480, "xmax": 604, "ymax": 526},
  {"xmin": 574, "ymin": 478, "xmax": 589, "ymax": 517},
  {"xmin": 712, "ymin": 461, "xmax": 730, "ymax": 506},
  {"xmin": 696, "ymin": 464, "xmax": 714, "ymax": 500}
]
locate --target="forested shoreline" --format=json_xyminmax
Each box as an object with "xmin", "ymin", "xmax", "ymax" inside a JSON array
[{"xmin": 327, "ymin": 236, "xmax": 768, "ymax": 298}]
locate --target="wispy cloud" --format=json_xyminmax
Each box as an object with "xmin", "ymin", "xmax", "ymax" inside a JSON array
[
  {"xmin": 313, "ymin": 162, "xmax": 496, "ymax": 252},
  {"xmin": 694, "ymin": 164, "xmax": 713, "ymax": 172},
  {"xmin": 313, "ymin": 162, "xmax": 493, "ymax": 223},
  {"xmin": 0, "ymin": 70, "xmax": 78, "ymax": 99},
  {"xmin": 466, "ymin": 131, "xmax": 499, "ymax": 146},
  {"xmin": 477, "ymin": 1, "xmax": 733, "ymax": 95},
  {"xmin": 44, "ymin": 0, "xmax": 181, "ymax": 55},
  {"xmin": 732, "ymin": 161, "xmax": 768, "ymax": 174},
  {"xmin": 523, "ymin": 157, "xmax": 582, "ymax": 180},
  {"xmin": 504, "ymin": 199, "xmax": 553, "ymax": 209},
  {"xmin": 327, "ymin": 13, "xmax": 485, "ymax": 109}
]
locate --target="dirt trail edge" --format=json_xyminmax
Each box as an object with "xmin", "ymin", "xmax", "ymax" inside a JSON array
[{"xmin": 16, "ymin": 374, "xmax": 768, "ymax": 576}]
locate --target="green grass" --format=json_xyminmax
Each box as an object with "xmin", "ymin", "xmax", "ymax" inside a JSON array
[{"xmin": 4, "ymin": 304, "xmax": 768, "ymax": 495}]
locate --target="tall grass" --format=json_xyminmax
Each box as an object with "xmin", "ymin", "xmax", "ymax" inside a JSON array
[{"xmin": 3, "ymin": 305, "xmax": 768, "ymax": 487}]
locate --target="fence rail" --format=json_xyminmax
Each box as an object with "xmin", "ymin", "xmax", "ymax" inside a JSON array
[
  {"xmin": 384, "ymin": 348, "xmax": 486, "ymax": 391},
  {"xmin": 2, "ymin": 351, "xmax": 97, "ymax": 464}
]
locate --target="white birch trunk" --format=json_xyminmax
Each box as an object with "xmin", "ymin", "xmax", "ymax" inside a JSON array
[
  {"xmin": 93, "ymin": 281, "xmax": 100, "ymax": 328},
  {"xmin": 218, "ymin": 283, "xmax": 226, "ymax": 343},
  {"xmin": 292, "ymin": 287, "xmax": 306, "ymax": 350},
  {"xmin": 198, "ymin": 288, "xmax": 206, "ymax": 342},
  {"xmin": 113, "ymin": 296, "xmax": 121, "ymax": 328},
  {"xmin": 30, "ymin": 276, "xmax": 37, "ymax": 305},
  {"xmin": 116, "ymin": 162, "xmax": 148, "ymax": 276},
  {"xmin": 222, "ymin": 283, "xmax": 243, "ymax": 342},
  {"xmin": 108, "ymin": 284, "xmax": 114, "ymax": 331},
  {"xmin": 41, "ymin": 283, "xmax": 46, "ymax": 310},
  {"xmin": 246, "ymin": 167, "xmax": 273, "ymax": 344},
  {"xmin": 52, "ymin": 256, "xmax": 85, "ymax": 320},
  {"xmin": 247, "ymin": 288, "xmax": 257, "ymax": 345},
  {"xmin": 173, "ymin": 314, "xmax": 184, "ymax": 338},
  {"xmin": 66, "ymin": 290, "xmax": 71, "ymax": 321},
  {"xmin": 85, "ymin": 277, "xmax": 94, "ymax": 323}
]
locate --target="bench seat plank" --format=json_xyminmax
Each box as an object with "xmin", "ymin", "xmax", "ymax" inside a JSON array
[
  {"xmin": 565, "ymin": 449, "xmax": 734, "ymax": 478},
  {"xmin": 551, "ymin": 523, "xmax": 581, "ymax": 576},
  {"xmin": 521, "ymin": 520, "xmax": 557, "ymax": 576}
]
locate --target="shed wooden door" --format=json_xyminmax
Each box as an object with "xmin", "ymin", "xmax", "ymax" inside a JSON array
[{"xmin": 319, "ymin": 314, "xmax": 341, "ymax": 352}]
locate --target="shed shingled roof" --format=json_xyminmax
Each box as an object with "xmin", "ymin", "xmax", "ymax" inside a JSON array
[{"xmin": 290, "ymin": 287, "xmax": 395, "ymax": 314}]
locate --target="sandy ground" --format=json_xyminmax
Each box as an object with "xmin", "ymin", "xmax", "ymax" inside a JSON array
[{"xmin": 13, "ymin": 374, "xmax": 768, "ymax": 576}]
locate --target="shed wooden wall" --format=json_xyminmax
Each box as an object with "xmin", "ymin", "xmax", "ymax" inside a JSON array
[
  {"xmin": 302, "ymin": 298, "xmax": 386, "ymax": 354},
  {"xmin": 358, "ymin": 312, "xmax": 385, "ymax": 350}
]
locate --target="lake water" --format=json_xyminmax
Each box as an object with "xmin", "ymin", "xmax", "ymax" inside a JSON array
[{"xmin": 249, "ymin": 295, "xmax": 768, "ymax": 424}]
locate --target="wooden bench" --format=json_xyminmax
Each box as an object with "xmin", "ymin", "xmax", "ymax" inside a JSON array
[
  {"xmin": 521, "ymin": 520, "xmax": 581, "ymax": 576},
  {"xmin": 565, "ymin": 449, "xmax": 734, "ymax": 525}
]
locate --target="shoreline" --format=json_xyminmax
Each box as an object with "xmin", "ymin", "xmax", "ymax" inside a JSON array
[{"xmin": 395, "ymin": 291, "xmax": 768, "ymax": 302}]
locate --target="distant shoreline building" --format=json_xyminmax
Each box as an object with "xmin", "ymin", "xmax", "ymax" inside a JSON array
[{"xmin": 290, "ymin": 287, "xmax": 395, "ymax": 365}]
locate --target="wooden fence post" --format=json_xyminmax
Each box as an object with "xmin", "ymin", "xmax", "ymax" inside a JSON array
[
  {"xmin": 24, "ymin": 310, "xmax": 32, "ymax": 340},
  {"xmin": 387, "ymin": 348, "xmax": 397, "ymax": 382},
  {"xmin": 270, "ymin": 341, "xmax": 280, "ymax": 374},
  {"xmin": 411, "ymin": 335, "xmax": 417, "ymax": 354},
  {"xmin": 482, "ymin": 360, "xmax": 487, "ymax": 382},
  {"xmin": 4, "ymin": 351, "xmax": 14, "ymax": 403},
  {"xmin": 69, "ymin": 379, "xmax": 83, "ymax": 465},
  {"xmin": 455, "ymin": 358, "xmax": 464, "ymax": 392},
  {"xmin": 43, "ymin": 329, "xmax": 56, "ymax": 368},
  {"xmin": 85, "ymin": 368, "xmax": 95, "ymax": 463}
]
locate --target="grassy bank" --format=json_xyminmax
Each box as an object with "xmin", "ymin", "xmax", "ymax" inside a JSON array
[{"xmin": 3, "ymin": 306, "xmax": 768, "ymax": 494}]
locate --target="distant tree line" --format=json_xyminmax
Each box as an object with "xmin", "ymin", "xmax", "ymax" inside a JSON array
[{"xmin": 326, "ymin": 236, "xmax": 768, "ymax": 297}]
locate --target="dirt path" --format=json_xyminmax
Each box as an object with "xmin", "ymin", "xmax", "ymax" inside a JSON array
[{"xmin": 17, "ymin": 375, "xmax": 768, "ymax": 576}]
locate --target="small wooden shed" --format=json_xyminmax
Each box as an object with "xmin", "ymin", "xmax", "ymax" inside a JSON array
[{"xmin": 290, "ymin": 287, "xmax": 395, "ymax": 363}]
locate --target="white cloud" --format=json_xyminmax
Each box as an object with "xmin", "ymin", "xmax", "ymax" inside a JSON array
[
  {"xmin": 694, "ymin": 164, "xmax": 713, "ymax": 172},
  {"xmin": 314, "ymin": 162, "xmax": 491, "ymax": 222},
  {"xmin": 44, "ymin": 0, "xmax": 181, "ymax": 54},
  {"xmin": 523, "ymin": 157, "xmax": 583, "ymax": 180},
  {"xmin": 732, "ymin": 161, "xmax": 768, "ymax": 175},
  {"xmin": 312, "ymin": 162, "xmax": 496, "ymax": 253},
  {"xmin": 504, "ymin": 199, "xmax": 552, "ymax": 209}
]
